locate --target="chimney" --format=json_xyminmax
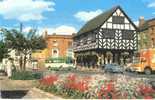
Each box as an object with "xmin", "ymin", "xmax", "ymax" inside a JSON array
[
  {"xmin": 72, "ymin": 33, "xmax": 76, "ymax": 36},
  {"xmin": 43, "ymin": 30, "xmax": 48, "ymax": 39},
  {"xmin": 139, "ymin": 16, "xmax": 145, "ymax": 27},
  {"xmin": 53, "ymin": 33, "xmax": 56, "ymax": 35}
]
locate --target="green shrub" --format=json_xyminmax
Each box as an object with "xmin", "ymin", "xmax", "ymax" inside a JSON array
[
  {"xmin": 32, "ymin": 72, "xmax": 43, "ymax": 79},
  {"xmin": 11, "ymin": 71, "xmax": 43, "ymax": 80},
  {"xmin": 48, "ymin": 67, "xmax": 60, "ymax": 71}
]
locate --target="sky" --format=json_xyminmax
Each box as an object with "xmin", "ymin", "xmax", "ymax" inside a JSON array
[{"xmin": 0, "ymin": 0, "xmax": 155, "ymax": 35}]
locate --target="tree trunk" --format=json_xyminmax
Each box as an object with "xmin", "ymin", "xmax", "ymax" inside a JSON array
[
  {"xmin": 19, "ymin": 56, "xmax": 23, "ymax": 71},
  {"xmin": 23, "ymin": 55, "xmax": 27, "ymax": 71}
]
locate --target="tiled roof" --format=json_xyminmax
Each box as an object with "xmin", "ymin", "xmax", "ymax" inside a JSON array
[
  {"xmin": 77, "ymin": 6, "xmax": 119, "ymax": 35},
  {"xmin": 139, "ymin": 18, "xmax": 155, "ymax": 31}
]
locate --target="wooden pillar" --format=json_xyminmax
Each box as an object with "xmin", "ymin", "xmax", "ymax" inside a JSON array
[
  {"xmin": 86, "ymin": 56, "xmax": 89, "ymax": 68},
  {"xmin": 79, "ymin": 56, "xmax": 82, "ymax": 67},
  {"xmin": 104, "ymin": 52, "xmax": 106, "ymax": 64},
  {"xmin": 96, "ymin": 53, "xmax": 99, "ymax": 66},
  {"xmin": 101, "ymin": 53, "xmax": 104, "ymax": 65},
  {"xmin": 82, "ymin": 56, "xmax": 84, "ymax": 67},
  {"xmin": 112, "ymin": 52, "xmax": 115, "ymax": 63},
  {"xmin": 118, "ymin": 52, "xmax": 121, "ymax": 65},
  {"xmin": 129, "ymin": 51, "xmax": 134, "ymax": 63}
]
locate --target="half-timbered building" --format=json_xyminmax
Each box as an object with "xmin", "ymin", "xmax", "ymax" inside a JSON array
[{"xmin": 73, "ymin": 6, "xmax": 138, "ymax": 68}]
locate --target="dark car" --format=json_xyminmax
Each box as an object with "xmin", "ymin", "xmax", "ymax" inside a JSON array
[{"xmin": 104, "ymin": 64, "xmax": 124, "ymax": 73}]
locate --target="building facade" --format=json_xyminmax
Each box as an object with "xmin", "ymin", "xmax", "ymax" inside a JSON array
[
  {"xmin": 73, "ymin": 6, "xmax": 138, "ymax": 68},
  {"xmin": 138, "ymin": 17, "xmax": 155, "ymax": 49},
  {"xmin": 32, "ymin": 31, "xmax": 74, "ymax": 65}
]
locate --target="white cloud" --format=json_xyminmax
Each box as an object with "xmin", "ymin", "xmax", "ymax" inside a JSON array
[
  {"xmin": 148, "ymin": 1, "xmax": 155, "ymax": 7},
  {"xmin": 23, "ymin": 25, "xmax": 77, "ymax": 35},
  {"xmin": 74, "ymin": 9, "xmax": 102, "ymax": 22},
  {"xmin": 42, "ymin": 25, "xmax": 77, "ymax": 35},
  {"xmin": 0, "ymin": 0, "xmax": 55, "ymax": 21},
  {"xmin": 23, "ymin": 26, "xmax": 33, "ymax": 33}
]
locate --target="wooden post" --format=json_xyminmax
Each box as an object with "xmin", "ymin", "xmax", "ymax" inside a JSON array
[
  {"xmin": 113, "ymin": 52, "xmax": 115, "ymax": 63},
  {"xmin": 97, "ymin": 53, "xmax": 101, "ymax": 69}
]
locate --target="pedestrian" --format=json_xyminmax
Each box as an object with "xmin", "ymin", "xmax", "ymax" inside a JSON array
[{"xmin": 6, "ymin": 58, "xmax": 13, "ymax": 78}]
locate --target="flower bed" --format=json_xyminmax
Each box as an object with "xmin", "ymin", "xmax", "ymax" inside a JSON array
[{"xmin": 37, "ymin": 73, "xmax": 155, "ymax": 99}]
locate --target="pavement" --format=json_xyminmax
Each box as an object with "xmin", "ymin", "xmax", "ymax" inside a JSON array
[
  {"xmin": 0, "ymin": 76, "xmax": 62, "ymax": 99},
  {"xmin": 23, "ymin": 88, "xmax": 62, "ymax": 99},
  {"xmin": 0, "ymin": 76, "xmax": 36, "ymax": 91}
]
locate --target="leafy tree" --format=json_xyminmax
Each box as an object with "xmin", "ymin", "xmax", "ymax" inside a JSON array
[
  {"xmin": 0, "ymin": 40, "xmax": 9, "ymax": 62},
  {"xmin": 1, "ymin": 28, "xmax": 46, "ymax": 71}
]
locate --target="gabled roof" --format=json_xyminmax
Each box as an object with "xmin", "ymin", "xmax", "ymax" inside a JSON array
[{"xmin": 75, "ymin": 6, "xmax": 137, "ymax": 37}]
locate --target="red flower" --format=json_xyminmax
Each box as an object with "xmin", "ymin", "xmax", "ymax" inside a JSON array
[
  {"xmin": 138, "ymin": 84, "xmax": 155, "ymax": 95},
  {"xmin": 63, "ymin": 74, "xmax": 89, "ymax": 93},
  {"xmin": 67, "ymin": 74, "xmax": 77, "ymax": 82},
  {"xmin": 40, "ymin": 75, "xmax": 58, "ymax": 86},
  {"xmin": 97, "ymin": 81, "xmax": 116, "ymax": 99},
  {"xmin": 76, "ymin": 80, "xmax": 89, "ymax": 92},
  {"xmin": 137, "ymin": 84, "xmax": 155, "ymax": 99},
  {"xmin": 144, "ymin": 96, "xmax": 153, "ymax": 99}
]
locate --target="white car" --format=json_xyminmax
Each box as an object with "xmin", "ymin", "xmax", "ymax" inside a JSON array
[{"xmin": 45, "ymin": 63, "xmax": 75, "ymax": 69}]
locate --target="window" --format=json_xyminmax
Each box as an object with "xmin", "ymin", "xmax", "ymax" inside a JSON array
[
  {"xmin": 91, "ymin": 34, "xmax": 96, "ymax": 42},
  {"xmin": 103, "ymin": 29, "xmax": 115, "ymax": 39},
  {"xmin": 125, "ymin": 24, "xmax": 130, "ymax": 30},
  {"xmin": 83, "ymin": 38, "xmax": 87, "ymax": 44},
  {"xmin": 52, "ymin": 48, "xmax": 59, "ymax": 58},
  {"xmin": 152, "ymin": 28, "xmax": 154, "ymax": 31},
  {"xmin": 68, "ymin": 41, "xmax": 73, "ymax": 48},
  {"xmin": 112, "ymin": 16, "xmax": 124, "ymax": 24},
  {"xmin": 76, "ymin": 41, "xmax": 80, "ymax": 46},
  {"xmin": 122, "ymin": 30, "xmax": 134, "ymax": 39},
  {"xmin": 151, "ymin": 28, "xmax": 155, "ymax": 35},
  {"xmin": 53, "ymin": 40, "xmax": 58, "ymax": 46}
]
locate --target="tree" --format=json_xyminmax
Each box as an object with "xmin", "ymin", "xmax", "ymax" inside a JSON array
[
  {"xmin": 0, "ymin": 40, "xmax": 9, "ymax": 62},
  {"xmin": 0, "ymin": 30, "xmax": 9, "ymax": 62},
  {"xmin": 1, "ymin": 28, "xmax": 46, "ymax": 71}
]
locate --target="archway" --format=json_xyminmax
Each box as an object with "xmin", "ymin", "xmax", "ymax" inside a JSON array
[{"xmin": 106, "ymin": 51, "xmax": 113, "ymax": 64}]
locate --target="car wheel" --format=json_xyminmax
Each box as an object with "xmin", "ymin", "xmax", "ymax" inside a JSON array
[{"xmin": 144, "ymin": 68, "xmax": 152, "ymax": 75}]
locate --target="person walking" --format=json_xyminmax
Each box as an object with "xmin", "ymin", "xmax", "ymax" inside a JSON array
[{"xmin": 6, "ymin": 58, "xmax": 13, "ymax": 78}]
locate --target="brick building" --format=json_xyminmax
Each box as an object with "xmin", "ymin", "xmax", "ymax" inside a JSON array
[
  {"xmin": 139, "ymin": 17, "xmax": 155, "ymax": 49},
  {"xmin": 32, "ymin": 31, "xmax": 74, "ymax": 66}
]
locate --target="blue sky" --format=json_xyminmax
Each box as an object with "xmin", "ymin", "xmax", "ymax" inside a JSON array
[{"xmin": 0, "ymin": 0, "xmax": 155, "ymax": 35}]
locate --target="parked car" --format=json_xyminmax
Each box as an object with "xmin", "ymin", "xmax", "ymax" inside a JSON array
[{"xmin": 104, "ymin": 64, "xmax": 124, "ymax": 73}]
